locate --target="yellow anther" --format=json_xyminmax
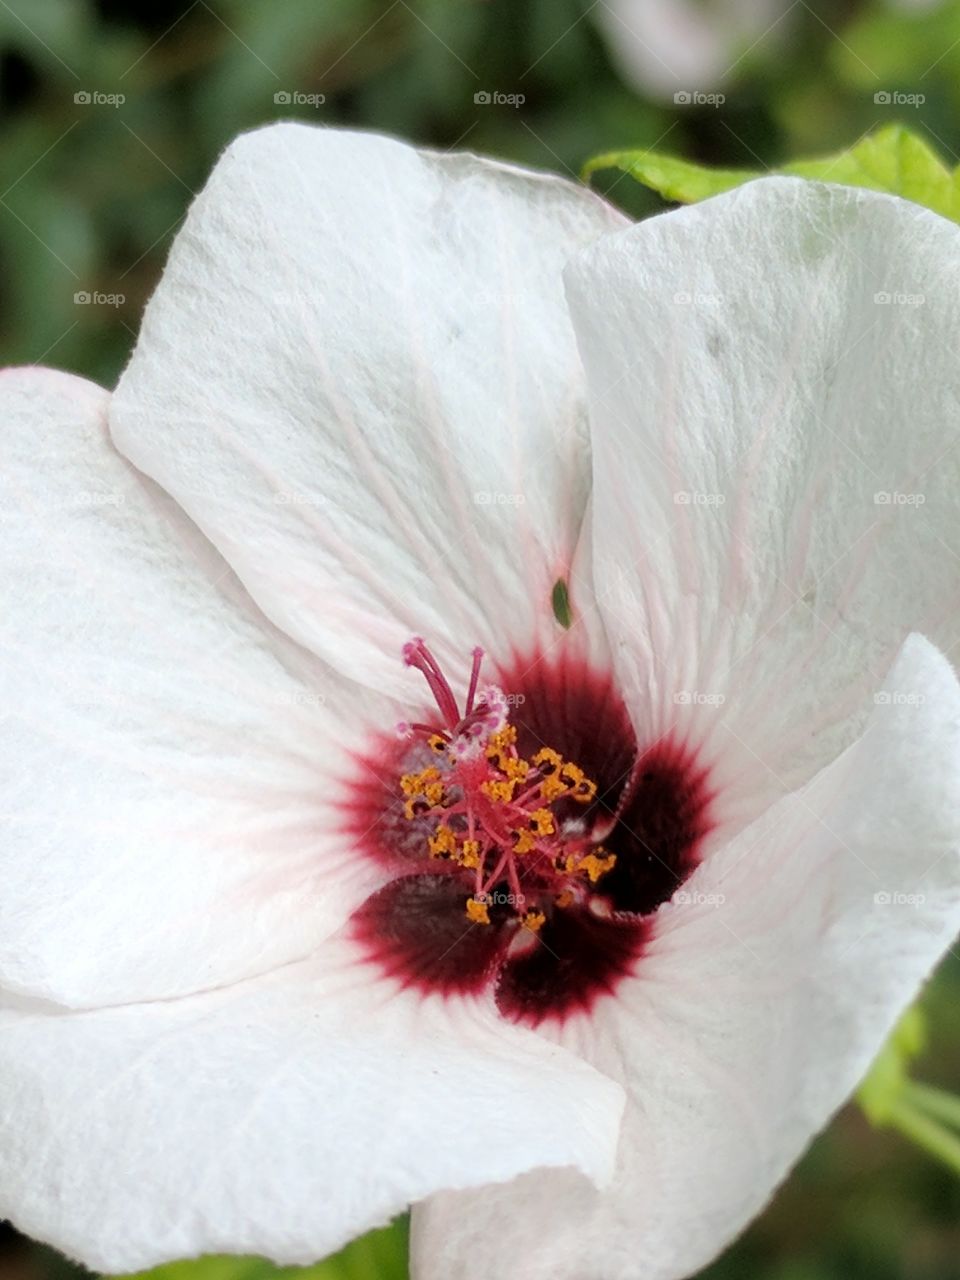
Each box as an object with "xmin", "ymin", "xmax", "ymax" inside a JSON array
[
  {"xmin": 572, "ymin": 778, "xmax": 597, "ymax": 804},
  {"xmin": 513, "ymin": 828, "xmax": 538, "ymax": 855},
  {"xmin": 560, "ymin": 762, "xmax": 585, "ymax": 786},
  {"xmin": 541, "ymin": 774, "xmax": 570, "ymax": 802},
  {"xmin": 481, "ymin": 778, "xmax": 516, "ymax": 804},
  {"xmin": 554, "ymin": 890, "xmax": 575, "ymax": 909},
  {"xmin": 423, "ymin": 781, "xmax": 445, "ymax": 806},
  {"xmin": 428, "ymin": 825, "xmax": 457, "ymax": 859},
  {"xmin": 485, "ymin": 725, "xmax": 521, "ymax": 772},
  {"xmin": 575, "ymin": 851, "xmax": 617, "ymax": 883},
  {"xmin": 459, "ymin": 839, "xmax": 481, "ymax": 869},
  {"xmin": 465, "ymin": 896, "xmax": 491, "ymax": 925},
  {"xmin": 533, "ymin": 747, "xmax": 563, "ymax": 774},
  {"xmin": 502, "ymin": 757, "xmax": 530, "ymax": 782},
  {"xmin": 400, "ymin": 766, "xmax": 440, "ymax": 796},
  {"xmin": 529, "ymin": 808, "xmax": 555, "ymax": 837},
  {"xmin": 427, "ymin": 734, "xmax": 448, "ymax": 754},
  {"xmin": 521, "ymin": 910, "xmax": 546, "ymax": 933}
]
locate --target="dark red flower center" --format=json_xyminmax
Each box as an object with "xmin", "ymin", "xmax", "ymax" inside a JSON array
[{"xmin": 346, "ymin": 640, "xmax": 714, "ymax": 1027}]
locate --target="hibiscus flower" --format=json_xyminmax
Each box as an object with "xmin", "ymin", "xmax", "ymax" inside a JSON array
[{"xmin": 1, "ymin": 125, "xmax": 959, "ymax": 1280}]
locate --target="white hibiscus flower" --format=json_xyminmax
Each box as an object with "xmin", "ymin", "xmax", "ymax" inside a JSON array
[{"xmin": 1, "ymin": 125, "xmax": 959, "ymax": 1280}]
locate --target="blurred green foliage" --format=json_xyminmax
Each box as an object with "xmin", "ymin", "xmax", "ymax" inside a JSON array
[{"xmin": 2, "ymin": 1, "xmax": 960, "ymax": 1278}]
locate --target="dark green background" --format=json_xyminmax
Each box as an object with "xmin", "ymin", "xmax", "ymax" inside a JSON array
[{"xmin": 1, "ymin": 0, "xmax": 959, "ymax": 1277}]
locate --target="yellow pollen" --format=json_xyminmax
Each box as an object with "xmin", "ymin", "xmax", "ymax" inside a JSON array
[
  {"xmin": 428, "ymin": 825, "xmax": 457, "ymax": 858},
  {"xmin": 513, "ymin": 828, "xmax": 538, "ymax": 855},
  {"xmin": 555, "ymin": 890, "xmax": 575, "ymax": 909},
  {"xmin": 427, "ymin": 734, "xmax": 447, "ymax": 754},
  {"xmin": 459, "ymin": 838, "xmax": 481, "ymax": 869},
  {"xmin": 533, "ymin": 746, "xmax": 563, "ymax": 774},
  {"xmin": 572, "ymin": 778, "xmax": 597, "ymax": 804},
  {"xmin": 481, "ymin": 778, "xmax": 517, "ymax": 804},
  {"xmin": 521, "ymin": 910, "xmax": 546, "ymax": 933},
  {"xmin": 465, "ymin": 896, "xmax": 491, "ymax": 925},
  {"xmin": 541, "ymin": 774, "xmax": 569, "ymax": 802},
  {"xmin": 575, "ymin": 851, "xmax": 617, "ymax": 883},
  {"xmin": 502, "ymin": 757, "xmax": 530, "ymax": 782},
  {"xmin": 529, "ymin": 808, "xmax": 555, "ymax": 837},
  {"xmin": 400, "ymin": 766, "xmax": 441, "ymax": 795},
  {"xmin": 488, "ymin": 725, "xmax": 517, "ymax": 751}
]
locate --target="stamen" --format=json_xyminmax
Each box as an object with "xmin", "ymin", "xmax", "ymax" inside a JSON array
[{"xmin": 400, "ymin": 639, "xmax": 617, "ymax": 929}]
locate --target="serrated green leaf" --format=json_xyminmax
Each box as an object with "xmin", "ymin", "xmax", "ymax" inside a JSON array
[{"xmin": 583, "ymin": 125, "xmax": 960, "ymax": 223}]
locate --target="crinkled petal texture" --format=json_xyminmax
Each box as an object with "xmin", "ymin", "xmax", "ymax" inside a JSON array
[
  {"xmin": 0, "ymin": 939, "xmax": 625, "ymax": 1273},
  {"xmin": 0, "ymin": 368, "xmax": 398, "ymax": 1007},
  {"xmin": 412, "ymin": 635, "xmax": 960, "ymax": 1280},
  {"xmin": 565, "ymin": 177, "xmax": 960, "ymax": 836},
  {"xmin": 110, "ymin": 123, "xmax": 626, "ymax": 699}
]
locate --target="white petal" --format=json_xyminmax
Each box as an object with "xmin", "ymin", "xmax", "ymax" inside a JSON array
[
  {"xmin": 110, "ymin": 124, "xmax": 626, "ymax": 699},
  {"xmin": 0, "ymin": 368, "xmax": 392, "ymax": 1007},
  {"xmin": 0, "ymin": 938, "xmax": 625, "ymax": 1273},
  {"xmin": 412, "ymin": 634, "xmax": 960, "ymax": 1280},
  {"xmin": 565, "ymin": 177, "xmax": 960, "ymax": 835}
]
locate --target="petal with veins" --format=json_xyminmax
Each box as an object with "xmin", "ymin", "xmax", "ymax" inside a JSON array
[
  {"xmin": 0, "ymin": 368, "xmax": 394, "ymax": 1008},
  {"xmin": 0, "ymin": 939, "xmax": 625, "ymax": 1274},
  {"xmin": 110, "ymin": 124, "xmax": 626, "ymax": 699},
  {"xmin": 411, "ymin": 634, "xmax": 960, "ymax": 1280},
  {"xmin": 566, "ymin": 177, "xmax": 960, "ymax": 836}
]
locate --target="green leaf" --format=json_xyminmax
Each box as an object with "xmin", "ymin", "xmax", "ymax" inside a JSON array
[
  {"xmin": 581, "ymin": 149, "xmax": 759, "ymax": 203},
  {"xmin": 117, "ymin": 1219, "xmax": 409, "ymax": 1280},
  {"xmin": 857, "ymin": 1004, "xmax": 927, "ymax": 1127},
  {"xmin": 583, "ymin": 125, "xmax": 960, "ymax": 223}
]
